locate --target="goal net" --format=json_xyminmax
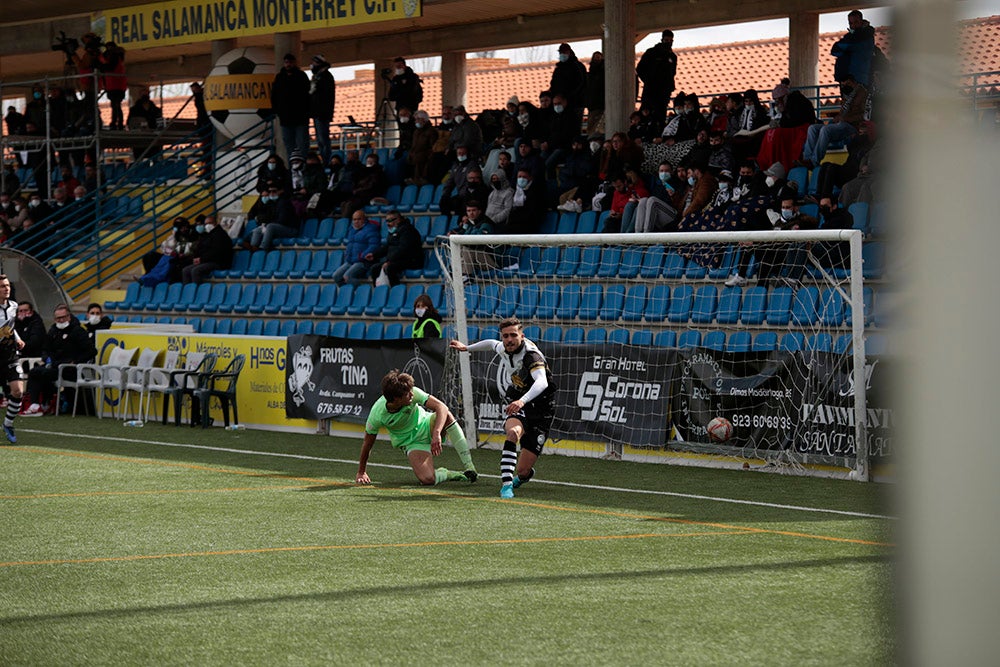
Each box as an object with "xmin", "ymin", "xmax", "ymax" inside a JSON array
[{"xmin": 435, "ymin": 229, "xmax": 882, "ymax": 480}]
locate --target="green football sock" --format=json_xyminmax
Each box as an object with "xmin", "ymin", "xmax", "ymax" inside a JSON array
[
  {"xmin": 445, "ymin": 421, "xmax": 476, "ymax": 471},
  {"xmin": 435, "ymin": 467, "xmax": 467, "ymax": 484}
]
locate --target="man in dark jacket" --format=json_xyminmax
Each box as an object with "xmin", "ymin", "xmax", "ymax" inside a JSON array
[
  {"xmin": 182, "ymin": 215, "xmax": 235, "ymax": 284},
  {"xmin": 247, "ymin": 182, "xmax": 300, "ymax": 250},
  {"xmin": 271, "ymin": 53, "xmax": 311, "ymax": 162},
  {"xmin": 387, "ymin": 57, "xmax": 423, "ymax": 113},
  {"xmin": 585, "ymin": 51, "xmax": 605, "ymax": 134},
  {"xmin": 22, "ymin": 304, "xmax": 96, "ymax": 416},
  {"xmin": 636, "ymin": 30, "xmax": 678, "ymax": 125},
  {"xmin": 14, "ymin": 301, "xmax": 47, "ymax": 359},
  {"xmin": 366, "ymin": 211, "xmax": 423, "ymax": 286},
  {"xmin": 549, "ymin": 43, "xmax": 587, "ymax": 117},
  {"xmin": 309, "ymin": 55, "xmax": 336, "ymax": 164}
]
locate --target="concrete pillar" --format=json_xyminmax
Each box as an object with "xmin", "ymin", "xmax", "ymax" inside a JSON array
[
  {"xmin": 273, "ymin": 33, "xmax": 302, "ymax": 64},
  {"xmin": 604, "ymin": 0, "xmax": 635, "ymax": 137},
  {"xmin": 788, "ymin": 13, "xmax": 819, "ymax": 90},
  {"xmin": 441, "ymin": 51, "xmax": 468, "ymax": 110},
  {"xmin": 211, "ymin": 38, "xmax": 237, "ymax": 64}
]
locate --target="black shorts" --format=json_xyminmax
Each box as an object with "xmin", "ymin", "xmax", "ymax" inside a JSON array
[
  {"xmin": 1, "ymin": 357, "xmax": 25, "ymax": 385},
  {"xmin": 506, "ymin": 403, "xmax": 555, "ymax": 456}
]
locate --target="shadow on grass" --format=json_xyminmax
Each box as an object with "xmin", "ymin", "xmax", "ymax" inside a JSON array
[
  {"xmin": 14, "ymin": 419, "xmax": 891, "ymax": 526},
  {"xmin": 0, "ymin": 553, "xmax": 889, "ymax": 626}
]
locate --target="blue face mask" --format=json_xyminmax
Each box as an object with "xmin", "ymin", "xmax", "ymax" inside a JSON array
[
  {"xmin": 687, "ymin": 176, "xmax": 696, "ymax": 186},
  {"xmin": 195, "ymin": 224, "xmax": 206, "ymax": 234},
  {"xmin": 559, "ymin": 53, "xmax": 569, "ymax": 63},
  {"xmin": 553, "ymin": 104, "xmax": 565, "ymax": 114},
  {"xmin": 33, "ymin": 92, "xmax": 42, "ymax": 100},
  {"xmin": 261, "ymin": 195, "xmax": 271, "ymax": 203},
  {"xmin": 267, "ymin": 163, "xmax": 276, "ymax": 171},
  {"xmin": 658, "ymin": 171, "xmax": 670, "ymax": 182},
  {"xmin": 516, "ymin": 177, "xmax": 529, "ymax": 189},
  {"xmin": 781, "ymin": 208, "xmax": 795, "ymax": 220},
  {"xmin": 457, "ymin": 154, "xmax": 467, "ymax": 162}
]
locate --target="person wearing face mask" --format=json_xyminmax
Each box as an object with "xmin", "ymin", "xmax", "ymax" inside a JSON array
[
  {"xmin": 636, "ymin": 30, "xmax": 678, "ymax": 125},
  {"xmin": 405, "ymin": 110, "xmax": 438, "ymax": 186},
  {"xmin": 411, "ymin": 294, "xmax": 442, "ymax": 339},
  {"xmin": 486, "ymin": 169, "xmax": 515, "ymax": 230},
  {"xmin": 22, "ymin": 303, "xmax": 95, "ymax": 419},
  {"xmin": 439, "ymin": 146, "xmax": 477, "ymax": 217},
  {"xmin": 387, "ymin": 57, "xmax": 423, "ymax": 113},
  {"xmin": 342, "ymin": 153, "xmax": 387, "ymax": 217},
  {"xmin": 447, "ymin": 105, "xmax": 483, "ymax": 160},
  {"xmin": 14, "ymin": 301, "xmax": 46, "ymax": 359},
  {"xmin": 585, "ymin": 51, "xmax": 605, "ymax": 134},
  {"xmin": 255, "ymin": 154, "xmax": 290, "ymax": 194},
  {"xmin": 540, "ymin": 94, "xmax": 577, "ymax": 180},
  {"xmin": 449, "ymin": 201, "xmax": 499, "ymax": 273},
  {"xmin": 832, "ymin": 10, "xmax": 876, "ymax": 88},
  {"xmin": 365, "ymin": 211, "xmax": 423, "ymax": 287},
  {"xmin": 271, "ymin": 53, "xmax": 311, "ymax": 162},
  {"xmin": 83, "ymin": 303, "xmax": 113, "ymax": 346},
  {"xmin": 549, "ymin": 44, "xmax": 588, "ymax": 119},
  {"xmin": 799, "ymin": 73, "xmax": 868, "ymax": 169},
  {"xmin": 308, "ymin": 55, "xmax": 336, "ymax": 165},
  {"xmin": 677, "ymin": 160, "xmax": 717, "ymax": 220},
  {"xmin": 4, "ymin": 105, "xmax": 25, "ymax": 136},
  {"xmin": 182, "ymin": 215, "xmax": 234, "ymax": 284},
  {"xmin": 394, "ymin": 106, "xmax": 415, "ymax": 161},
  {"xmin": 507, "ymin": 168, "xmax": 546, "ymax": 234},
  {"xmin": 631, "ymin": 160, "xmax": 679, "ymax": 234},
  {"xmin": 247, "ymin": 181, "xmax": 301, "ymax": 251},
  {"xmin": 555, "ymin": 136, "xmax": 599, "ymax": 214}
]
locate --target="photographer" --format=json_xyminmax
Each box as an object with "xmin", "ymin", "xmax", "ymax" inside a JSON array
[
  {"xmin": 99, "ymin": 42, "xmax": 127, "ymax": 130},
  {"xmin": 72, "ymin": 33, "xmax": 103, "ymax": 128},
  {"xmin": 386, "ymin": 57, "xmax": 423, "ymax": 114}
]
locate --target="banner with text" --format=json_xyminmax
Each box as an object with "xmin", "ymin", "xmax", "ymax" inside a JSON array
[
  {"xmin": 468, "ymin": 343, "xmax": 676, "ymax": 448},
  {"xmin": 285, "ymin": 335, "xmax": 446, "ymax": 422},
  {"xmin": 93, "ymin": 0, "xmax": 423, "ymax": 49}
]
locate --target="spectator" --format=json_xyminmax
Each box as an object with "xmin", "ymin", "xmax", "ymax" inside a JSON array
[
  {"xmin": 140, "ymin": 216, "xmax": 190, "ymax": 274},
  {"xmin": 82, "ymin": 163, "xmax": 100, "ymax": 192},
  {"xmin": 56, "ymin": 166, "xmax": 80, "ymax": 193},
  {"xmin": 815, "ymin": 196, "xmax": 856, "ymax": 270},
  {"xmin": 406, "ymin": 110, "xmax": 438, "ymax": 185},
  {"xmin": 496, "ymin": 150, "xmax": 516, "ymax": 184},
  {"xmin": 342, "ymin": 152, "xmax": 387, "ymax": 216},
  {"xmin": 636, "ymin": 30, "xmax": 678, "ymax": 125},
  {"xmin": 462, "ymin": 167, "xmax": 491, "ymax": 211},
  {"xmin": 4, "ymin": 106, "xmax": 24, "ymax": 135},
  {"xmin": 707, "ymin": 130, "xmax": 735, "ymax": 174},
  {"xmin": 411, "ymin": 294, "xmax": 442, "ymax": 339},
  {"xmin": 439, "ymin": 146, "xmax": 477, "ymax": 216},
  {"xmin": 769, "ymin": 78, "xmax": 790, "ymax": 122},
  {"xmin": 585, "ymin": 51, "xmax": 605, "ymax": 134},
  {"xmin": 674, "ymin": 93, "xmax": 709, "ymax": 142},
  {"xmin": 631, "ymin": 161, "xmax": 679, "ymax": 233},
  {"xmin": 0, "ymin": 192, "xmax": 14, "ymax": 219},
  {"xmin": 255, "ymin": 153, "xmax": 291, "ymax": 194},
  {"xmin": 832, "ymin": 10, "xmax": 877, "ymax": 87},
  {"xmin": 448, "ymin": 105, "xmax": 484, "ymax": 159},
  {"xmin": 395, "ymin": 107, "xmax": 415, "ymax": 159},
  {"xmin": 309, "ymin": 55, "xmax": 336, "ymax": 164},
  {"xmin": 555, "ymin": 136, "xmax": 599, "ymax": 213},
  {"xmin": 1, "ymin": 165, "xmax": 20, "ymax": 198},
  {"xmin": 271, "ymin": 53, "xmax": 311, "ymax": 161},
  {"xmin": 516, "ymin": 101, "xmax": 546, "ymax": 150},
  {"xmin": 99, "ymin": 41, "xmax": 127, "ymax": 130},
  {"xmin": 838, "ymin": 135, "xmax": 884, "ymax": 208},
  {"xmin": 679, "ymin": 161, "xmax": 718, "ymax": 220},
  {"xmin": 486, "ymin": 169, "xmax": 514, "ymax": 230},
  {"xmin": 21, "ymin": 303, "xmax": 96, "ymax": 417},
  {"xmin": 799, "ymin": 74, "xmax": 868, "ymax": 168},
  {"xmin": 83, "ymin": 303, "xmax": 113, "ymax": 348},
  {"xmin": 730, "ymin": 89, "xmax": 770, "ymax": 161},
  {"xmin": 246, "ymin": 182, "xmax": 299, "ymax": 250},
  {"xmin": 706, "ymin": 95, "xmax": 729, "ymax": 133},
  {"xmin": 127, "ymin": 90, "xmax": 162, "ymax": 129},
  {"xmin": 605, "ymin": 171, "xmax": 650, "ymax": 233},
  {"xmin": 812, "ymin": 120, "xmax": 875, "ymax": 201},
  {"xmin": 756, "ymin": 89, "xmax": 817, "ymax": 170},
  {"xmin": 450, "ymin": 201, "xmax": 498, "ymax": 273},
  {"xmin": 507, "ymin": 168, "xmax": 546, "ymax": 234},
  {"xmin": 387, "ymin": 57, "xmax": 423, "ymax": 112},
  {"xmin": 14, "ymin": 301, "xmax": 47, "ymax": 359},
  {"xmin": 514, "ymin": 141, "xmax": 544, "ymax": 184},
  {"xmin": 605, "ymin": 132, "xmax": 645, "ymax": 179},
  {"xmin": 366, "ymin": 211, "xmax": 423, "ymax": 286},
  {"xmin": 332, "ymin": 210, "xmax": 381, "ymax": 285},
  {"xmin": 190, "ymin": 82, "xmax": 212, "ymax": 177},
  {"xmin": 541, "ymin": 93, "xmax": 577, "ymax": 180},
  {"xmin": 182, "ymin": 214, "xmax": 234, "ymax": 284},
  {"xmin": 549, "ymin": 43, "xmax": 588, "ymax": 117}
]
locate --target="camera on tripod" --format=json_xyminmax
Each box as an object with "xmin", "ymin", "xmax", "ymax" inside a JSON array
[{"xmin": 51, "ymin": 31, "xmax": 79, "ymax": 57}]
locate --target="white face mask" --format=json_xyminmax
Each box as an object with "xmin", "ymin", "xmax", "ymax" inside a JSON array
[
  {"xmin": 719, "ymin": 182, "xmax": 729, "ymax": 191},
  {"xmin": 765, "ymin": 176, "xmax": 776, "ymax": 188},
  {"xmin": 456, "ymin": 154, "xmax": 467, "ymax": 162},
  {"xmin": 395, "ymin": 68, "xmax": 404, "ymax": 76},
  {"xmin": 553, "ymin": 104, "xmax": 565, "ymax": 114},
  {"xmin": 414, "ymin": 122, "xmax": 423, "ymax": 129},
  {"xmin": 454, "ymin": 115, "xmax": 465, "ymax": 124},
  {"xmin": 398, "ymin": 116, "xmax": 410, "ymax": 123},
  {"xmin": 589, "ymin": 141, "xmax": 601, "ymax": 153},
  {"xmin": 204, "ymin": 223, "xmax": 215, "ymax": 232},
  {"xmin": 56, "ymin": 321, "xmax": 70, "ymax": 330},
  {"xmin": 414, "ymin": 307, "xmax": 427, "ymax": 318},
  {"xmin": 88, "ymin": 314, "xmax": 101, "ymax": 325}
]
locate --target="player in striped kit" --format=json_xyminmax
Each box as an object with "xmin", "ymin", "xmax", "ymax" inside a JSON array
[
  {"xmin": 451, "ymin": 317, "xmax": 557, "ymax": 498},
  {"xmin": 0, "ymin": 275, "xmax": 26, "ymax": 443}
]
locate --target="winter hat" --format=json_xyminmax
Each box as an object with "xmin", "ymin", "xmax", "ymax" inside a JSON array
[
  {"xmin": 312, "ymin": 55, "xmax": 329, "ymax": 67},
  {"xmin": 771, "ymin": 83, "xmax": 790, "ymax": 100},
  {"xmin": 763, "ymin": 162, "xmax": 786, "ymax": 180},
  {"xmin": 507, "ymin": 95, "xmax": 520, "ymax": 107},
  {"xmin": 289, "ymin": 149, "xmax": 305, "ymax": 164}
]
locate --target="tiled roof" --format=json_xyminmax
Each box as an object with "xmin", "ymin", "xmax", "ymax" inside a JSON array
[{"xmin": 148, "ymin": 16, "xmax": 998, "ymax": 125}]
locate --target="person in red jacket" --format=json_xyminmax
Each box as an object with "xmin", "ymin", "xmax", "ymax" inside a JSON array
[
  {"xmin": 100, "ymin": 42, "xmax": 127, "ymax": 130},
  {"xmin": 603, "ymin": 170, "xmax": 649, "ymax": 232}
]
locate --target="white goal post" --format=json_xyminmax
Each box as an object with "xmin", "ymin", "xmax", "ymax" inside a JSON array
[{"xmin": 437, "ymin": 230, "xmax": 875, "ymax": 481}]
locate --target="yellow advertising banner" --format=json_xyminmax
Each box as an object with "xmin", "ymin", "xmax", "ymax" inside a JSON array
[
  {"xmin": 203, "ymin": 73, "xmax": 273, "ymax": 111},
  {"xmin": 95, "ymin": 329, "xmax": 317, "ymax": 431},
  {"xmin": 92, "ymin": 0, "xmax": 422, "ymax": 49}
]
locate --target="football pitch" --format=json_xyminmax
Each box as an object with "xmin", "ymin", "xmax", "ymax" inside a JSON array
[{"xmin": 1, "ymin": 419, "xmax": 893, "ymax": 665}]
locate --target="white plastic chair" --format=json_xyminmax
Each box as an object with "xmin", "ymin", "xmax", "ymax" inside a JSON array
[
  {"xmin": 142, "ymin": 350, "xmax": 187, "ymax": 422},
  {"xmin": 119, "ymin": 348, "xmax": 161, "ymax": 421},
  {"xmin": 93, "ymin": 347, "xmax": 139, "ymax": 419}
]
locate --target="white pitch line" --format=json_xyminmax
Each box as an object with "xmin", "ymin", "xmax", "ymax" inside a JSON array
[{"xmin": 17, "ymin": 428, "xmax": 897, "ymax": 520}]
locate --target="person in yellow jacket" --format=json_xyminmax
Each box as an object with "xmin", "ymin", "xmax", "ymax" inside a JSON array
[{"xmin": 411, "ymin": 294, "xmax": 441, "ymax": 339}]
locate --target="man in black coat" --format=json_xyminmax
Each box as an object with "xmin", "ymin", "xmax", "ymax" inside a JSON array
[
  {"xmin": 271, "ymin": 53, "xmax": 311, "ymax": 162},
  {"xmin": 182, "ymin": 215, "xmax": 235, "ymax": 284},
  {"xmin": 309, "ymin": 55, "xmax": 336, "ymax": 164},
  {"xmin": 366, "ymin": 211, "xmax": 423, "ymax": 286},
  {"xmin": 585, "ymin": 51, "xmax": 605, "ymax": 134},
  {"xmin": 636, "ymin": 29, "xmax": 678, "ymax": 125},
  {"xmin": 387, "ymin": 57, "xmax": 423, "ymax": 113},
  {"xmin": 14, "ymin": 301, "xmax": 46, "ymax": 359},
  {"xmin": 22, "ymin": 304, "xmax": 96, "ymax": 416},
  {"xmin": 549, "ymin": 43, "xmax": 588, "ymax": 117}
]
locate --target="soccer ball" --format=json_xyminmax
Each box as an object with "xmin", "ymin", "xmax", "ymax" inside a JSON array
[
  {"xmin": 204, "ymin": 46, "xmax": 275, "ymax": 141},
  {"xmin": 706, "ymin": 416, "xmax": 733, "ymax": 442}
]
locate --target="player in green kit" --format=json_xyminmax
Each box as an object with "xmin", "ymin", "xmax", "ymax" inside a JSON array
[{"xmin": 356, "ymin": 369, "xmax": 478, "ymax": 486}]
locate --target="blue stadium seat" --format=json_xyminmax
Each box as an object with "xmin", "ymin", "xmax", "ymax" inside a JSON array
[
  {"xmin": 302, "ymin": 251, "xmax": 327, "ymax": 280},
  {"xmin": 667, "ymin": 285, "xmax": 694, "ymax": 323},
  {"xmin": 535, "ymin": 247, "xmax": 560, "ymax": 277},
  {"xmin": 556, "ymin": 246, "xmax": 581, "ymax": 276},
  {"xmin": 862, "ymin": 242, "xmax": 884, "ymax": 279},
  {"xmin": 661, "ymin": 252, "xmax": 686, "ymax": 279},
  {"xmin": 379, "ymin": 185, "xmax": 402, "ymax": 213},
  {"xmin": 230, "ymin": 319, "xmax": 248, "ymax": 335},
  {"xmin": 318, "ymin": 249, "xmax": 345, "ymax": 279},
  {"xmin": 216, "ymin": 319, "xmax": 233, "ymax": 335},
  {"xmin": 425, "ymin": 285, "xmax": 444, "ymax": 316},
  {"xmin": 536, "ymin": 285, "xmax": 561, "ymax": 319},
  {"xmin": 739, "ymin": 286, "xmax": 767, "ymax": 325},
  {"xmin": 557, "ymin": 285, "xmax": 582, "ymax": 320},
  {"xmin": 703, "ymin": 330, "xmax": 726, "ymax": 351},
  {"xmin": 578, "ymin": 284, "xmax": 603, "ymax": 321},
  {"xmin": 787, "ymin": 166, "xmax": 808, "ymax": 194},
  {"xmin": 157, "ymin": 282, "xmax": 184, "ymax": 311},
  {"xmin": 684, "ymin": 258, "xmax": 708, "ymax": 280},
  {"xmin": 807, "ymin": 167, "xmax": 822, "ymax": 196},
  {"xmin": 690, "ymin": 285, "xmax": 718, "ymax": 325},
  {"xmin": 539, "ymin": 211, "xmax": 559, "ymax": 235},
  {"xmin": 846, "ymin": 286, "xmax": 875, "ymax": 326},
  {"xmin": 329, "ymin": 284, "xmax": 355, "ymax": 316},
  {"xmin": 201, "ymin": 318, "xmax": 218, "ymax": 334},
  {"xmin": 257, "ymin": 250, "xmax": 283, "ymax": 278},
  {"xmin": 216, "ymin": 283, "xmax": 244, "ymax": 315},
  {"xmin": 779, "ymin": 332, "xmax": 805, "ymax": 352},
  {"xmin": 621, "ymin": 285, "xmax": 647, "ymax": 322},
  {"xmin": 790, "ymin": 286, "xmax": 820, "ymax": 326},
  {"xmin": 753, "ymin": 331, "xmax": 778, "ymax": 352},
  {"xmin": 576, "ymin": 211, "xmax": 598, "ymax": 234},
  {"xmin": 280, "ymin": 284, "xmax": 305, "ymax": 316},
  {"xmin": 381, "ymin": 284, "xmax": 407, "ymax": 317},
  {"xmin": 516, "ymin": 284, "xmax": 540, "ymax": 319},
  {"xmin": 421, "ymin": 250, "xmax": 442, "ymax": 280},
  {"xmin": 201, "ymin": 283, "xmax": 229, "ymax": 314},
  {"xmin": 289, "ymin": 218, "xmax": 319, "ymax": 246},
  {"xmin": 295, "ymin": 320, "xmax": 314, "ymax": 335},
  {"xmin": 309, "ymin": 217, "xmax": 333, "ymax": 244},
  {"xmin": 715, "ymin": 286, "xmax": 742, "ymax": 325},
  {"xmin": 106, "ymin": 283, "xmax": 140, "ymax": 310},
  {"xmin": 644, "ymin": 284, "xmax": 670, "ymax": 322},
  {"xmin": 240, "ymin": 250, "xmax": 268, "ymax": 278},
  {"xmin": 365, "ymin": 322, "xmax": 384, "ymax": 340},
  {"xmin": 556, "ymin": 212, "xmax": 577, "ymax": 235},
  {"xmin": 364, "ymin": 285, "xmax": 390, "ymax": 317},
  {"xmin": 262, "ymin": 320, "xmax": 281, "ymax": 337},
  {"xmin": 541, "ymin": 326, "xmax": 562, "ymax": 343},
  {"xmin": 462, "ymin": 284, "xmax": 480, "ymax": 317},
  {"xmin": 384, "ymin": 322, "xmax": 404, "ymax": 339},
  {"xmin": 639, "ymin": 245, "xmax": 666, "ymax": 279},
  {"xmin": 264, "ymin": 284, "xmax": 290, "ymax": 315},
  {"xmin": 834, "ymin": 333, "xmax": 853, "ymax": 354},
  {"xmin": 143, "ymin": 282, "xmax": 170, "ymax": 311},
  {"xmin": 765, "ymin": 286, "xmax": 794, "ymax": 326},
  {"xmin": 599, "ymin": 285, "xmax": 626, "ymax": 321},
  {"xmin": 596, "ymin": 247, "xmax": 621, "ymax": 277},
  {"xmin": 563, "ymin": 327, "xmax": 585, "ymax": 343},
  {"xmin": 398, "ymin": 184, "xmax": 419, "ymax": 211},
  {"xmin": 184, "ymin": 283, "xmax": 212, "ymax": 312},
  {"xmin": 330, "ymin": 321, "xmax": 349, "ymax": 337},
  {"xmin": 800, "ymin": 203, "xmax": 819, "ymax": 219},
  {"xmin": 313, "ymin": 320, "xmax": 331, "ymax": 337},
  {"xmin": 247, "ymin": 283, "xmax": 274, "ymax": 315},
  {"xmin": 585, "ymin": 328, "xmax": 606, "ymax": 343},
  {"xmin": 807, "ymin": 333, "xmax": 833, "ymax": 352},
  {"xmin": 608, "ymin": 328, "xmax": 629, "ymax": 345},
  {"xmin": 618, "ymin": 248, "xmax": 643, "ymax": 279},
  {"xmin": 348, "ymin": 321, "xmax": 366, "ymax": 338},
  {"xmin": 412, "ymin": 215, "xmax": 431, "ymax": 243},
  {"xmin": 631, "ymin": 330, "xmax": 653, "ymax": 346},
  {"xmin": 819, "ymin": 288, "xmax": 846, "ymax": 326},
  {"xmin": 726, "ymin": 331, "xmax": 752, "ymax": 352},
  {"xmin": 276, "ymin": 320, "xmax": 295, "ymax": 337},
  {"xmin": 466, "ymin": 325, "xmax": 482, "ymax": 341},
  {"xmin": 247, "ymin": 319, "xmax": 264, "ymax": 336},
  {"xmin": 654, "ymin": 330, "xmax": 677, "ymax": 347},
  {"xmin": 271, "ymin": 250, "xmax": 299, "ymax": 280},
  {"xmin": 346, "ymin": 284, "xmax": 372, "ymax": 316},
  {"xmin": 868, "ymin": 202, "xmax": 887, "ymax": 237},
  {"xmin": 329, "ymin": 217, "xmax": 350, "ymax": 244},
  {"xmin": 428, "ymin": 214, "xmax": 452, "ymax": 239},
  {"xmin": 577, "ymin": 246, "xmax": 601, "ymax": 277},
  {"xmin": 411, "ymin": 184, "xmax": 435, "ymax": 212},
  {"xmin": 222, "ymin": 251, "xmax": 251, "ymax": 279},
  {"xmin": 287, "ymin": 250, "xmax": 314, "ymax": 280},
  {"xmin": 475, "ymin": 284, "xmax": 500, "ymax": 318},
  {"xmin": 677, "ymin": 330, "xmax": 702, "ymax": 349},
  {"xmin": 522, "ymin": 325, "xmax": 541, "ymax": 340},
  {"xmin": 708, "ymin": 246, "xmax": 739, "ymax": 280}
]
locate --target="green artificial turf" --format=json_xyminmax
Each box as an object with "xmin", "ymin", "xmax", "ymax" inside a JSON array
[{"xmin": 1, "ymin": 418, "xmax": 893, "ymax": 665}]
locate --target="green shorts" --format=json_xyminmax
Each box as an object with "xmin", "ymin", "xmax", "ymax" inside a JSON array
[{"xmin": 391, "ymin": 410, "xmax": 436, "ymax": 454}]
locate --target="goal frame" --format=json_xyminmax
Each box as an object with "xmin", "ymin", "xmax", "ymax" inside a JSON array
[{"xmin": 443, "ymin": 229, "xmax": 870, "ymax": 481}]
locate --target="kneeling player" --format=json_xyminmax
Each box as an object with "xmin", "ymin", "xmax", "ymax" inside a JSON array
[
  {"xmin": 356, "ymin": 369, "xmax": 478, "ymax": 486},
  {"xmin": 450, "ymin": 316, "xmax": 556, "ymax": 498}
]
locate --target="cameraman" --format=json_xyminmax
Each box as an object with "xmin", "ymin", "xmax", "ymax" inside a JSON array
[
  {"xmin": 386, "ymin": 57, "xmax": 422, "ymax": 113},
  {"xmin": 99, "ymin": 42, "xmax": 127, "ymax": 130},
  {"xmin": 72, "ymin": 33, "xmax": 103, "ymax": 128}
]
